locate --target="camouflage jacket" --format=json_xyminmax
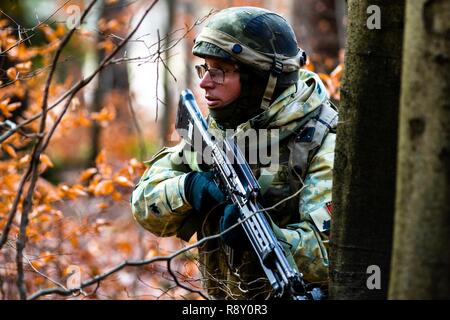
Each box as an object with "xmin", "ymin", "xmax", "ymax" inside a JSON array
[{"xmin": 131, "ymin": 70, "xmax": 337, "ymax": 299}]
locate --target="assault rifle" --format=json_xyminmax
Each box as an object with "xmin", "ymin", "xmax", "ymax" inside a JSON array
[{"xmin": 175, "ymin": 89, "xmax": 323, "ymax": 300}]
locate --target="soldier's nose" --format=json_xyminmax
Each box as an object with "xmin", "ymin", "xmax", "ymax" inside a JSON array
[{"xmin": 199, "ymin": 72, "xmax": 215, "ymax": 89}]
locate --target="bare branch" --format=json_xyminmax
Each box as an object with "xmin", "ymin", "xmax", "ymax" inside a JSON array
[
  {"xmin": 0, "ymin": 9, "xmax": 21, "ymax": 27},
  {"xmin": 155, "ymin": 29, "xmax": 161, "ymax": 122},
  {"xmin": 106, "ymin": 10, "xmax": 214, "ymax": 66},
  {"xmin": 2, "ymin": 0, "xmax": 159, "ymax": 300},
  {"xmin": 0, "ymin": 0, "xmax": 73, "ymax": 56},
  {"xmin": 2, "ymin": 1, "xmax": 301, "ymax": 301},
  {"xmin": 0, "ymin": 5, "xmax": 210, "ymax": 144},
  {"xmin": 27, "ymin": 184, "xmax": 301, "ymax": 300},
  {"xmin": 0, "ymin": 164, "xmax": 33, "ymax": 250},
  {"xmin": 14, "ymin": 0, "xmax": 99, "ymax": 300},
  {"xmin": 41, "ymin": 0, "xmax": 160, "ymax": 151},
  {"xmin": 0, "ymin": 56, "xmax": 72, "ymax": 89},
  {"xmin": 0, "ymin": 33, "xmax": 35, "ymax": 56},
  {"xmin": 31, "ymin": 0, "xmax": 72, "ymax": 32},
  {"xmin": 166, "ymin": 258, "xmax": 209, "ymax": 300},
  {"xmin": 23, "ymin": 253, "xmax": 67, "ymax": 291},
  {"xmin": 160, "ymin": 56, "xmax": 177, "ymax": 83}
]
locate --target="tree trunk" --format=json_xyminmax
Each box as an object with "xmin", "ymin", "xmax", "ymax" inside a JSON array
[
  {"xmin": 89, "ymin": 0, "xmax": 130, "ymax": 166},
  {"xmin": 329, "ymin": 0, "xmax": 405, "ymax": 299},
  {"xmin": 160, "ymin": 0, "xmax": 176, "ymax": 146},
  {"xmin": 292, "ymin": 0, "xmax": 341, "ymax": 72},
  {"xmin": 389, "ymin": 0, "xmax": 450, "ymax": 299}
]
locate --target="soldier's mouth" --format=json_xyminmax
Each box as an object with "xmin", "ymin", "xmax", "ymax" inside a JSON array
[{"xmin": 205, "ymin": 96, "xmax": 220, "ymax": 107}]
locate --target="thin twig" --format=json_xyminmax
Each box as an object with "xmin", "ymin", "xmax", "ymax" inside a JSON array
[
  {"xmin": 0, "ymin": 163, "xmax": 33, "ymax": 250},
  {"xmin": 166, "ymin": 259, "xmax": 209, "ymax": 300},
  {"xmin": 27, "ymin": 186, "xmax": 302, "ymax": 300},
  {"xmin": 0, "ymin": 0, "xmax": 72, "ymax": 56},
  {"xmin": 106, "ymin": 11, "xmax": 213, "ymax": 66},
  {"xmin": 160, "ymin": 56, "xmax": 177, "ymax": 82},
  {"xmin": 22, "ymin": 253, "xmax": 67, "ymax": 291},
  {"xmin": 41, "ymin": 0, "xmax": 160, "ymax": 151},
  {"xmin": 0, "ymin": 56, "xmax": 72, "ymax": 89},
  {"xmin": 31, "ymin": 0, "xmax": 72, "ymax": 32},
  {"xmin": 155, "ymin": 29, "xmax": 161, "ymax": 122},
  {"xmin": 0, "ymin": 6, "xmax": 211, "ymax": 144},
  {"xmin": 14, "ymin": 0, "xmax": 99, "ymax": 300},
  {"xmin": 0, "ymin": 33, "xmax": 35, "ymax": 56},
  {"xmin": 5, "ymin": 0, "xmax": 160, "ymax": 299}
]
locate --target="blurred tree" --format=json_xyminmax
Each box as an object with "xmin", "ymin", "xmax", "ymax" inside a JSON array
[
  {"xmin": 329, "ymin": 0, "xmax": 405, "ymax": 299},
  {"xmin": 89, "ymin": 0, "xmax": 131, "ymax": 166},
  {"xmin": 334, "ymin": 0, "xmax": 347, "ymax": 51},
  {"xmin": 292, "ymin": 0, "xmax": 342, "ymax": 72},
  {"xmin": 183, "ymin": 0, "xmax": 195, "ymax": 92},
  {"xmin": 389, "ymin": 0, "xmax": 450, "ymax": 299},
  {"xmin": 161, "ymin": 0, "xmax": 177, "ymax": 146}
]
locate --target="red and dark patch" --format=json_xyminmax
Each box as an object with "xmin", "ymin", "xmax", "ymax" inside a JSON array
[{"xmin": 326, "ymin": 201, "xmax": 333, "ymax": 216}]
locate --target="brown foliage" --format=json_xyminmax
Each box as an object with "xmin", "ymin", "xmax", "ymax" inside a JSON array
[{"xmin": 0, "ymin": 1, "xmax": 343, "ymax": 300}]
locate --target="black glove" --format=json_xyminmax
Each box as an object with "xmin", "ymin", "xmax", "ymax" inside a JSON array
[
  {"xmin": 219, "ymin": 204, "xmax": 249, "ymax": 249},
  {"xmin": 185, "ymin": 172, "xmax": 248, "ymax": 249},
  {"xmin": 184, "ymin": 171, "xmax": 225, "ymax": 214}
]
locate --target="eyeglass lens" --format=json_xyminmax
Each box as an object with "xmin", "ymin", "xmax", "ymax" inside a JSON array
[{"xmin": 195, "ymin": 64, "xmax": 224, "ymax": 84}]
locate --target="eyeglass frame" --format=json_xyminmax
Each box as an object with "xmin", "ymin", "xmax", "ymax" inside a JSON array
[{"xmin": 194, "ymin": 63, "xmax": 239, "ymax": 85}]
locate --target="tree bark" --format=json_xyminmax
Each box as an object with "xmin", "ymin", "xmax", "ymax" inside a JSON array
[
  {"xmin": 329, "ymin": 0, "xmax": 405, "ymax": 299},
  {"xmin": 389, "ymin": 0, "xmax": 450, "ymax": 299}
]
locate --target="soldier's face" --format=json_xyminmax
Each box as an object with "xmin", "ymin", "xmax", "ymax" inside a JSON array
[{"xmin": 198, "ymin": 57, "xmax": 241, "ymax": 108}]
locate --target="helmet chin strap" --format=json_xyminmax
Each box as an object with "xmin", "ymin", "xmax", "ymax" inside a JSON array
[
  {"xmin": 260, "ymin": 59, "xmax": 283, "ymax": 110},
  {"xmin": 261, "ymin": 72, "xmax": 278, "ymax": 110}
]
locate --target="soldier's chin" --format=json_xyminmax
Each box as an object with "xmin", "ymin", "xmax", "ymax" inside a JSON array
[{"xmin": 206, "ymin": 100, "xmax": 222, "ymax": 108}]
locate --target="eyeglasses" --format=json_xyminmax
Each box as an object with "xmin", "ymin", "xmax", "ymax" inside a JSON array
[{"xmin": 195, "ymin": 64, "xmax": 238, "ymax": 85}]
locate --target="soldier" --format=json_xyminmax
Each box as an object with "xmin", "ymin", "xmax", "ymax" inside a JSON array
[{"xmin": 131, "ymin": 6, "xmax": 337, "ymax": 299}]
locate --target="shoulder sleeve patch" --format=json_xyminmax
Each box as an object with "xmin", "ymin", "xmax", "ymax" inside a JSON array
[{"xmin": 309, "ymin": 205, "xmax": 331, "ymax": 232}]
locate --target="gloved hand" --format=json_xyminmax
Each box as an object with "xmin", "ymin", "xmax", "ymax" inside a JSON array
[
  {"xmin": 219, "ymin": 204, "xmax": 249, "ymax": 249},
  {"xmin": 184, "ymin": 171, "xmax": 226, "ymax": 214}
]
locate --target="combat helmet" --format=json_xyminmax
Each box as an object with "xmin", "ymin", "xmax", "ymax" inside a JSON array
[{"xmin": 193, "ymin": 6, "xmax": 306, "ymax": 110}]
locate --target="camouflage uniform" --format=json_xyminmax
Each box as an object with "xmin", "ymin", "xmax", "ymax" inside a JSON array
[{"xmin": 131, "ymin": 69, "xmax": 337, "ymax": 299}]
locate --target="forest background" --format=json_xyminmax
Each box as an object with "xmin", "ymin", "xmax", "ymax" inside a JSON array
[{"xmin": 1, "ymin": 0, "xmax": 447, "ymax": 300}]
